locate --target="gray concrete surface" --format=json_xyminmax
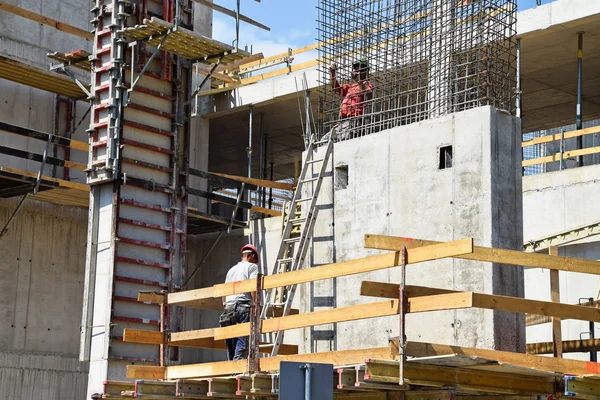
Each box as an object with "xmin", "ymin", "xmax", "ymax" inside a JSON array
[
  {"xmin": 300, "ymin": 106, "xmax": 524, "ymax": 353},
  {"xmin": 0, "ymin": 198, "xmax": 88, "ymax": 399},
  {"xmin": 523, "ymin": 163, "xmax": 600, "ymax": 361}
]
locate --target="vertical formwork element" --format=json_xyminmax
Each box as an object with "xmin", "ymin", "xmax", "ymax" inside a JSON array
[
  {"xmin": 317, "ymin": 0, "xmax": 517, "ymax": 141},
  {"xmin": 81, "ymin": 0, "xmax": 192, "ymax": 396}
]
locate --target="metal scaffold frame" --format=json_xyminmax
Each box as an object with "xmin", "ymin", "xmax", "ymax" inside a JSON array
[{"xmin": 317, "ymin": 0, "xmax": 518, "ymax": 142}]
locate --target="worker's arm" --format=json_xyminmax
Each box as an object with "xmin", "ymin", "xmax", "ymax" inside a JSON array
[
  {"xmin": 330, "ymin": 63, "xmax": 343, "ymax": 97},
  {"xmin": 222, "ymin": 296, "xmax": 226, "ymax": 305}
]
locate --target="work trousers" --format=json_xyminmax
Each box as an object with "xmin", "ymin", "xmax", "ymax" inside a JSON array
[{"xmin": 225, "ymin": 303, "xmax": 250, "ymax": 361}]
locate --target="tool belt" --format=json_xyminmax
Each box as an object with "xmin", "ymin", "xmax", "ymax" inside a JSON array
[{"xmin": 219, "ymin": 301, "xmax": 251, "ymax": 327}]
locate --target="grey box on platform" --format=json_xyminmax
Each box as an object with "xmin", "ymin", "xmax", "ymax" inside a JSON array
[{"xmin": 301, "ymin": 106, "xmax": 524, "ymax": 354}]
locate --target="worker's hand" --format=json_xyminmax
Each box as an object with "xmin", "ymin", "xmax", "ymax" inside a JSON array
[{"xmin": 329, "ymin": 63, "xmax": 337, "ymax": 72}]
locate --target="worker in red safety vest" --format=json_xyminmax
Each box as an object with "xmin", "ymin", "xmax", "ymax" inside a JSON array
[{"xmin": 219, "ymin": 244, "xmax": 259, "ymax": 360}]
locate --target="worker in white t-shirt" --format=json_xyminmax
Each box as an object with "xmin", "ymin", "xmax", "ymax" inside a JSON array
[{"xmin": 219, "ymin": 244, "xmax": 259, "ymax": 360}]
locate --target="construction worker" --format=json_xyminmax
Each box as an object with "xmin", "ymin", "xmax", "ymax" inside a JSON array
[
  {"xmin": 219, "ymin": 244, "xmax": 259, "ymax": 361},
  {"xmin": 323, "ymin": 59, "xmax": 373, "ymax": 142}
]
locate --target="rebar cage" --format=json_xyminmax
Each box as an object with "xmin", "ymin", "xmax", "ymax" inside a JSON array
[{"xmin": 317, "ymin": 0, "xmax": 517, "ymax": 141}]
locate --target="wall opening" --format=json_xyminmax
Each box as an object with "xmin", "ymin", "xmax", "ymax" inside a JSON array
[
  {"xmin": 439, "ymin": 145, "xmax": 453, "ymax": 169},
  {"xmin": 334, "ymin": 163, "xmax": 348, "ymax": 191}
]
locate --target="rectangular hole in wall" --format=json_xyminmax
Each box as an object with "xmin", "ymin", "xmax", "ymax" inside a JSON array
[{"xmin": 439, "ymin": 145, "xmax": 453, "ymax": 169}]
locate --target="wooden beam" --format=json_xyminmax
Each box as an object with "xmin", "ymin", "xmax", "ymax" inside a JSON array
[
  {"xmin": 527, "ymin": 338, "xmax": 600, "ymax": 355},
  {"xmin": 251, "ymin": 205, "xmax": 282, "ymax": 217},
  {"xmin": 126, "ymin": 365, "xmax": 165, "ymax": 380},
  {"xmin": 0, "ymin": 121, "xmax": 89, "ymax": 152},
  {"xmin": 361, "ymin": 281, "xmax": 455, "ymax": 299},
  {"xmin": 137, "ymin": 291, "xmax": 166, "ymax": 305},
  {"xmin": 522, "ymin": 126, "xmax": 600, "ymax": 148},
  {"xmin": 164, "ymin": 347, "xmax": 393, "ymax": 380},
  {"xmin": 123, "ymin": 329, "xmax": 164, "ymax": 345},
  {"xmin": 217, "ymin": 53, "xmax": 264, "ymax": 73},
  {"xmin": 0, "ymin": 167, "xmax": 89, "ymax": 191},
  {"xmin": 364, "ymin": 360, "xmax": 555, "ymax": 396},
  {"xmin": 192, "ymin": 0, "xmax": 270, "ymax": 31},
  {"xmin": 208, "ymin": 292, "xmax": 472, "ymax": 341},
  {"xmin": 364, "ymin": 234, "xmax": 600, "ymax": 275},
  {"xmin": 0, "ymin": 1, "xmax": 94, "ymax": 40},
  {"xmin": 548, "ymin": 246, "xmax": 562, "ymax": 358},
  {"xmin": 362, "ymin": 281, "xmax": 600, "ymax": 323},
  {"xmin": 240, "ymin": 60, "xmax": 318, "ymax": 85},
  {"xmin": 523, "ymin": 146, "xmax": 600, "ymax": 167},
  {"xmin": 169, "ymin": 238, "xmax": 474, "ymax": 308},
  {"xmin": 212, "ymin": 172, "xmax": 294, "ymax": 191},
  {"xmin": 527, "ymin": 298, "xmax": 600, "ymax": 326},
  {"xmin": 402, "ymin": 341, "xmax": 600, "ymax": 376}
]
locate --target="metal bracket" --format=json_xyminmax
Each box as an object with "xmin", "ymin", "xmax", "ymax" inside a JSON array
[
  {"xmin": 190, "ymin": 55, "xmax": 225, "ymax": 117},
  {"xmin": 287, "ymin": 47, "xmax": 293, "ymax": 74},
  {"xmin": 58, "ymin": 67, "xmax": 92, "ymax": 99},
  {"xmin": 126, "ymin": 32, "xmax": 170, "ymax": 101}
]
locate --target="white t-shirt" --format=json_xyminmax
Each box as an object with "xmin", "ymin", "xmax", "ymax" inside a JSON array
[{"xmin": 224, "ymin": 260, "xmax": 259, "ymax": 305}]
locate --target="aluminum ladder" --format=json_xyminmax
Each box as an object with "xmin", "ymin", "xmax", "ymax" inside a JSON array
[{"xmin": 260, "ymin": 133, "xmax": 333, "ymax": 356}]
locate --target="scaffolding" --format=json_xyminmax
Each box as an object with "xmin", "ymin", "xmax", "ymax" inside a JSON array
[{"xmin": 317, "ymin": 0, "xmax": 517, "ymax": 141}]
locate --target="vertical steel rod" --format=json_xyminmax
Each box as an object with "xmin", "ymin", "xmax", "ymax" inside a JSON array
[
  {"xmin": 576, "ymin": 32, "xmax": 584, "ymax": 167},
  {"xmin": 303, "ymin": 364, "xmax": 312, "ymax": 400},
  {"xmin": 247, "ymin": 106, "xmax": 253, "ymax": 220},
  {"xmin": 559, "ymin": 129, "xmax": 564, "ymax": 170},
  {"xmin": 258, "ymin": 112, "xmax": 265, "ymax": 208},
  {"xmin": 516, "ymin": 38, "xmax": 522, "ymax": 119},
  {"xmin": 268, "ymin": 161, "xmax": 274, "ymax": 209}
]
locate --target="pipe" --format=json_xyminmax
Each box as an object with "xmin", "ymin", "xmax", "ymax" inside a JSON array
[
  {"xmin": 247, "ymin": 106, "xmax": 253, "ymax": 220},
  {"xmin": 576, "ymin": 32, "xmax": 584, "ymax": 167},
  {"xmin": 262, "ymin": 134, "xmax": 268, "ymax": 208},
  {"xmin": 559, "ymin": 129, "xmax": 564, "ymax": 171},
  {"xmin": 268, "ymin": 161, "xmax": 274, "ymax": 209},
  {"xmin": 303, "ymin": 364, "xmax": 312, "ymax": 400},
  {"xmin": 515, "ymin": 38, "xmax": 522, "ymax": 119},
  {"xmin": 258, "ymin": 113, "xmax": 265, "ymax": 208},
  {"xmin": 305, "ymin": 89, "xmax": 311, "ymax": 147}
]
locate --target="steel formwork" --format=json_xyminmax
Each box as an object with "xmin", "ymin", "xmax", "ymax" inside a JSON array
[{"xmin": 317, "ymin": 0, "xmax": 517, "ymax": 141}]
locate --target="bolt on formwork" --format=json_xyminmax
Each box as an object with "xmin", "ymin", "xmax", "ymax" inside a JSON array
[{"xmin": 317, "ymin": 0, "xmax": 517, "ymax": 142}]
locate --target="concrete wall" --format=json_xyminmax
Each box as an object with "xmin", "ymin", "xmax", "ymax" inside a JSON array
[
  {"xmin": 301, "ymin": 106, "xmax": 525, "ymax": 354},
  {"xmin": 523, "ymin": 164, "xmax": 600, "ymax": 360},
  {"xmin": 0, "ymin": 198, "xmax": 88, "ymax": 400}
]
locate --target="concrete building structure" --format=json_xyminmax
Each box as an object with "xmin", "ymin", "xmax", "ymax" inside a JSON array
[{"xmin": 0, "ymin": 0, "xmax": 600, "ymax": 398}]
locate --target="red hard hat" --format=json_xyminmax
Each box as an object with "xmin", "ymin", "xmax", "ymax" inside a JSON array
[{"xmin": 240, "ymin": 244, "xmax": 259, "ymax": 263}]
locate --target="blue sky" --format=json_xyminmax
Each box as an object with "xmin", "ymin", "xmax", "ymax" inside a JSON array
[{"xmin": 212, "ymin": 0, "xmax": 554, "ymax": 60}]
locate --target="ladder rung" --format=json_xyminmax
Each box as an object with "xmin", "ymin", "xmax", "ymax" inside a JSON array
[
  {"xmin": 301, "ymin": 177, "xmax": 319, "ymax": 183},
  {"xmin": 307, "ymin": 158, "xmax": 324, "ymax": 164},
  {"xmin": 284, "ymin": 237, "xmax": 301, "ymax": 243},
  {"xmin": 295, "ymin": 197, "xmax": 312, "ymax": 203},
  {"xmin": 313, "ymin": 139, "xmax": 330, "ymax": 145},
  {"xmin": 278, "ymin": 258, "xmax": 293, "ymax": 264},
  {"xmin": 290, "ymin": 217, "xmax": 306, "ymax": 225}
]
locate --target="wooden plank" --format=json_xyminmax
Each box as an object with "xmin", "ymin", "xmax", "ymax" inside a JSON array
[
  {"xmin": 402, "ymin": 341, "xmax": 600, "ymax": 376},
  {"xmin": 522, "ymin": 126, "xmax": 600, "ymax": 148},
  {"xmin": 251, "ymin": 205, "xmax": 282, "ymax": 217},
  {"xmin": 361, "ymin": 281, "xmax": 455, "ymax": 298},
  {"xmin": 0, "ymin": 121, "xmax": 89, "ymax": 152},
  {"xmin": 123, "ymin": 329, "xmax": 164, "ymax": 345},
  {"xmin": 138, "ymin": 291, "xmax": 166, "ymax": 305},
  {"xmin": 218, "ymin": 53, "xmax": 264, "ymax": 73},
  {"xmin": 165, "ymin": 347, "xmax": 393, "ymax": 379},
  {"xmin": 236, "ymin": 43, "xmax": 318, "ymax": 71},
  {"xmin": 364, "ymin": 234, "xmax": 600, "ymax": 275},
  {"xmin": 212, "ymin": 172, "xmax": 294, "ymax": 191},
  {"xmin": 126, "ymin": 365, "xmax": 165, "ymax": 380},
  {"xmin": 0, "ymin": 167, "xmax": 89, "ymax": 191},
  {"xmin": 527, "ymin": 338, "xmax": 600, "ymax": 355},
  {"xmin": 523, "ymin": 146, "xmax": 600, "ymax": 167},
  {"xmin": 213, "ymin": 293, "xmax": 473, "ymax": 341},
  {"xmin": 548, "ymin": 246, "xmax": 562, "ymax": 358},
  {"xmin": 240, "ymin": 60, "xmax": 318, "ymax": 85},
  {"xmin": 527, "ymin": 298, "xmax": 600, "ymax": 326},
  {"xmin": 364, "ymin": 360, "xmax": 555, "ymax": 396},
  {"xmin": 192, "ymin": 0, "xmax": 270, "ymax": 31},
  {"xmin": 0, "ymin": 1, "xmax": 94, "ymax": 40},
  {"xmin": 168, "ymin": 238, "xmax": 474, "ymax": 308},
  {"xmin": 363, "ymin": 281, "xmax": 600, "ymax": 323},
  {"xmin": 168, "ymin": 331, "xmax": 297, "ymax": 355}
]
